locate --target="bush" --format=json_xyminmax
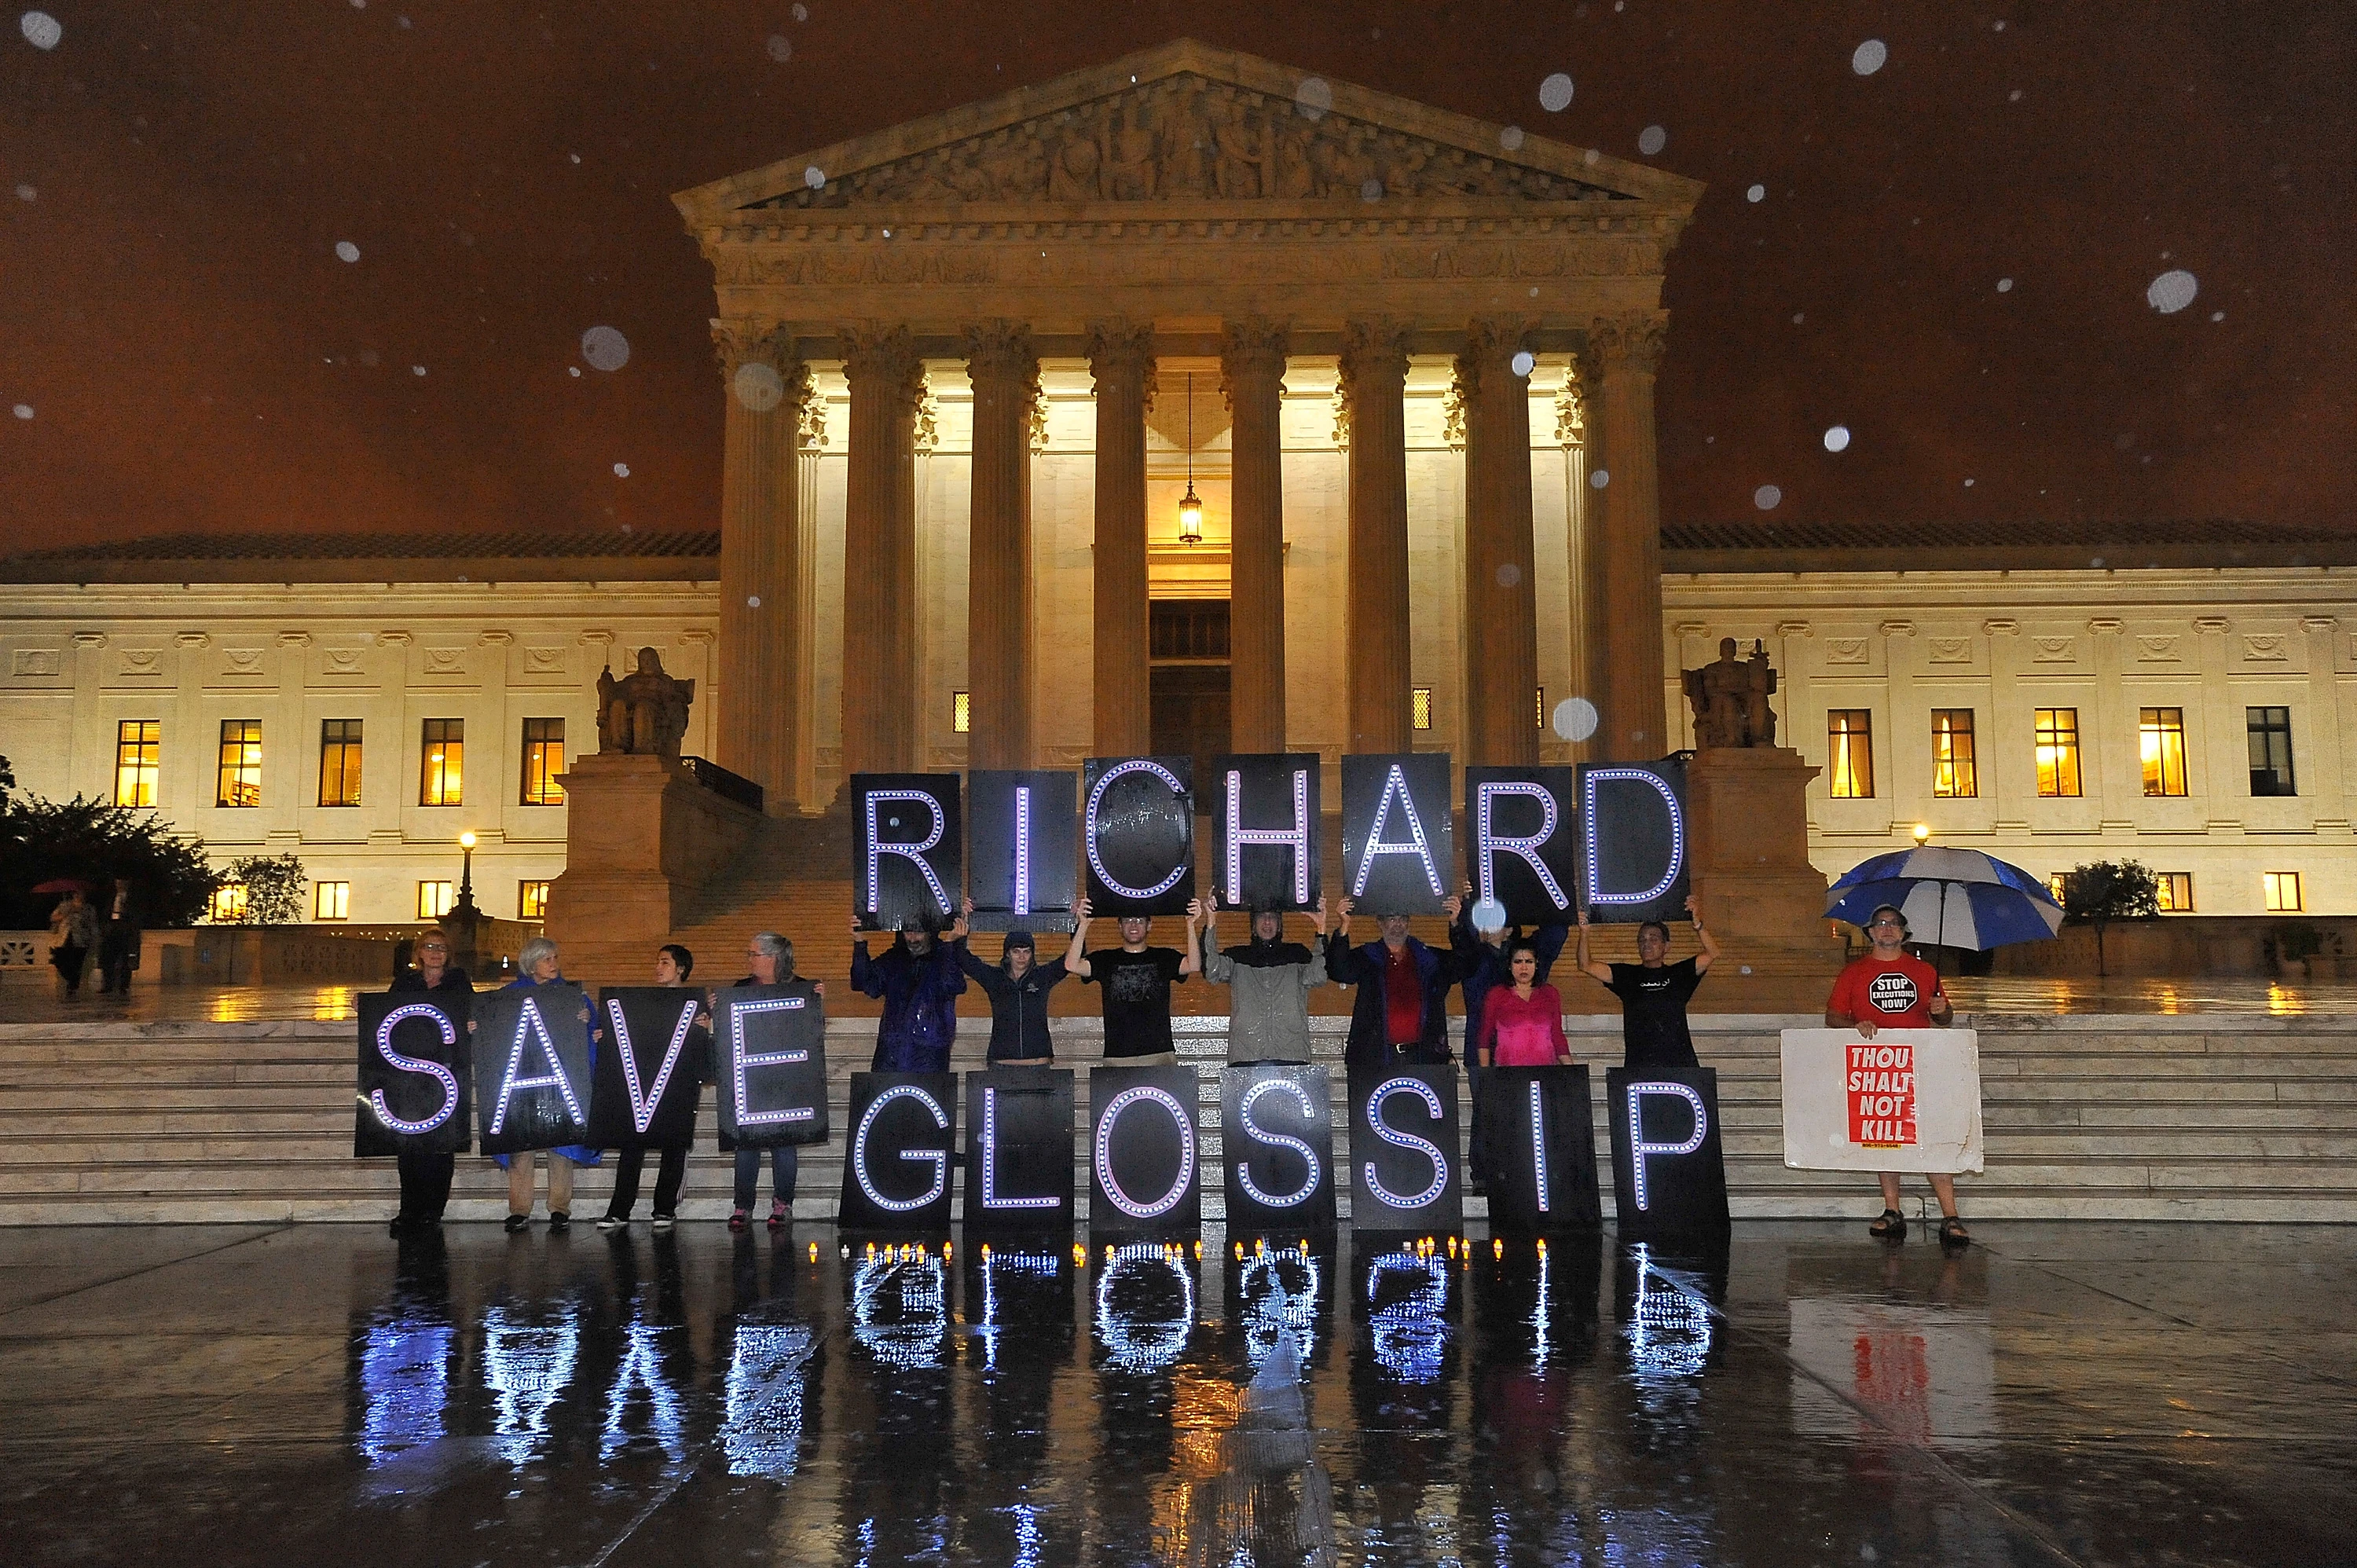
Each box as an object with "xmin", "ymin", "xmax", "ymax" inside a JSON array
[
  {"xmin": 0, "ymin": 793, "xmax": 218, "ymax": 929},
  {"xmin": 213, "ymin": 853, "xmax": 307, "ymax": 926},
  {"xmin": 2060, "ymin": 860, "xmax": 2161, "ymax": 976}
]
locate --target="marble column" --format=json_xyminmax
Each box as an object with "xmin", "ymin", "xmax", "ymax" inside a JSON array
[
  {"xmin": 1587, "ymin": 311, "xmax": 1670, "ymax": 761},
  {"xmin": 712, "ymin": 321, "xmax": 808, "ymax": 810},
  {"xmin": 840, "ymin": 324, "xmax": 925, "ymax": 778},
  {"xmin": 1340, "ymin": 320, "xmax": 1412, "ymax": 754},
  {"xmin": 965, "ymin": 323, "xmax": 1038, "ymax": 771},
  {"xmin": 1222, "ymin": 319, "xmax": 1290, "ymax": 755},
  {"xmin": 1457, "ymin": 319, "xmax": 1540, "ymax": 766},
  {"xmin": 1087, "ymin": 323, "xmax": 1156, "ymax": 757}
]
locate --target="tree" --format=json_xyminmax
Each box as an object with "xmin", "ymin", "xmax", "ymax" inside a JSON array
[
  {"xmin": 214, "ymin": 853, "xmax": 307, "ymax": 926},
  {"xmin": 0, "ymin": 793, "xmax": 219, "ymax": 929},
  {"xmin": 2060, "ymin": 860, "xmax": 2161, "ymax": 976}
]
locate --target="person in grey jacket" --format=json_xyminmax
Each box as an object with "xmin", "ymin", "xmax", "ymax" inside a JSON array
[{"xmin": 1199, "ymin": 892, "xmax": 1329, "ymax": 1063}]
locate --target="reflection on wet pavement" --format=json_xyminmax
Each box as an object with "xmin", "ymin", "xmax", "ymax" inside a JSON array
[{"xmin": 1, "ymin": 1221, "xmax": 2351, "ymax": 1566}]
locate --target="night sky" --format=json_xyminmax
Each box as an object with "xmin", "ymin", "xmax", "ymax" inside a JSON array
[{"xmin": 2, "ymin": 2, "xmax": 2350, "ymax": 555}]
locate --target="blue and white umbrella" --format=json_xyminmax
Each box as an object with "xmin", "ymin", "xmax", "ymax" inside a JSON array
[{"xmin": 1824, "ymin": 845, "xmax": 2064, "ymax": 951}]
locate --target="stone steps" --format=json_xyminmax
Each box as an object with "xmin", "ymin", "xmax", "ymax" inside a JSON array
[{"xmin": 2, "ymin": 1015, "xmax": 2354, "ymax": 1223}]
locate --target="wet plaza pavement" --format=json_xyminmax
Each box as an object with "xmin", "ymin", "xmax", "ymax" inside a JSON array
[{"xmin": 2, "ymin": 1221, "xmax": 2352, "ymax": 1566}]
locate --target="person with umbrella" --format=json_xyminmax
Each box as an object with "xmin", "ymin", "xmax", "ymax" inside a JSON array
[
  {"xmin": 1824, "ymin": 903, "xmax": 1966, "ymax": 1247},
  {"xmin": 43, "ymin": 882, "xmax": 97, "ymax": 1000}
]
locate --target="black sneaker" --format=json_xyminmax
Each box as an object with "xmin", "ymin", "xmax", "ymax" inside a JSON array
[
  {"xmin": 651, "ymin": 1213, "xmax": 676, "ymax": 1232},
  {"xmin": 504, "ymin": 1213, "xmax": 531, "ymax": 1233},
  {"xmin": 596, "ymin": 1214, "xmax": 625, "ymax": 1232},
  {"xmin": 548, "ymin": 1211, "xmax": 571, "ymax": 1233}
]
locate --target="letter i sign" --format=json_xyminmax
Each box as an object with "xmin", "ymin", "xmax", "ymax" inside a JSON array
[{"xmin": 1846, "ymin": 1042, "xmax": 1918, "ymax": 1149}]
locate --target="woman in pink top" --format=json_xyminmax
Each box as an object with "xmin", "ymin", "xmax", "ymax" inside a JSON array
[{"xmin": 1475, "ymin": 941, "xmax": 1574, "ymax": 1068}]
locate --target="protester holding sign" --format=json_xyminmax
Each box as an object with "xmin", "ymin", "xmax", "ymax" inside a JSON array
[
  {"xmin": 385, "ymin": 932, "xmax": 471, "ymax": 1235},
  {"xmin": 596, "ymin": 943, "xmax": 709, "ymax": 1233},
  {"xmin": 1327, "ymin": 893, "xmax": 1468, "ymax": 1067},
  {"xmin": 1473, "ymin": 940, "xmax": 1574, "ymax": 1068},
  {"xmin": 955, "ymin": 898, "xmax": 1068, "ymax": 1065},
  {"xmin": 1573, "ymin": 894, "xmax": 1719, "ymax": 1073},
  {"xmin": 1065, "ymin": 896, "xmax": 1202, "ymax": 1066},
  {"xmin": 850, "ymin": 911, "xmax": 968, "ymax": 1074},
  {"xmin": 1200, "ymin": 893, "xmax": 1329, "ymax": 1063},
  {"xmin": 495, "ymin": 937, "xmax": 599, "ymax": 1233},
  {"xmin": 731, "ymin": 932, "xmax": 821, "ymax": 1231},
  {"xmin": 1825, "ymin": 904, "xmax": 1967, "ymax": 1247}
]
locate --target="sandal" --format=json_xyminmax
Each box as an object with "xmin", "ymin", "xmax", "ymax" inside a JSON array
[
  {"xmin": 1868, "ymin": 1208, "xmax": 1907, "ymax": 1240},
  {"xmin": 1938, "ymin": 1216, "xmax": 1971, "ymax": 1248}
]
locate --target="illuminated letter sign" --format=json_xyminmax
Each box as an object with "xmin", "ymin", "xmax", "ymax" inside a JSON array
[
  {"xmin": 587, "ymin": 987, "xmax": 707, "ymax": 1149},
  {"xmin": 1089, "ymin": 1065, "xmax": 1201, "ymax": 1234},
  {"xmin": 963, "ymin": 1070, "xmax": 1076, "ymax": 1230},
  {"xmin": 1578, "ymin": 760, "xmax": 1689, "ymax": 923},
  {"xmin": 1477, "ymin": 1065, "xmax": 1603, "ymax": 1235},
  {"xmin": 1220, "ymin": 1064, "xmax": 1336, "ymax": 1233},
  {"xmin": 1347, "ymin": 1065, "xmax": 1461, "ymax": 1229},
  {"xmin": 1607, "ymin": 1066, "xmax": 1730, "ymax": 1235},
  {"xmin": 1341, "ymin": 753, "xmax": 1453, "ymax": 914},
  {"xmin": 852, "ymin": 772, "xmax": 962, "ymax": 931},
  {"xmin": 711, "ymin": 986, "xmax": 830, "ymax": 1149},
  {"xmin": 968, "ymin": 769, "xmax": 1078, "ymax": 932},
  {"xmin": 354, "ymin": 991, "xmax": 471, "ymax": 1156},
  {"xmin": 1083, "ymin": 756, "xmax": 1196, "ymax": 914},
  {"xmin": 1466, "ymin": 766, "xmax": 1581, "ymax": 925},
  {"xmin": 838, "ymin": 1072, "xmax": 958, "ymax": 1230},
  {"xmin": 472, "ymin": 985, "xmax": 592, "ymax": 1156},
  {"xmin": 1212, "ymin": 753, "xmax": 1321, "ymax": 910}
]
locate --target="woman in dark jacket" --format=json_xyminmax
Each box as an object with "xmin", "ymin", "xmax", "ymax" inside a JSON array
[
  {"xmin": 597, "ymin": 943, "xmax": 708, "ymax": 1232},
  {"xmin": 387, "ymin": 932, "xmax": 471, "ymax": 1235},
  {"xmin": 952, "ymin": 898, "xmax": 1067, "ymax": 1065}
]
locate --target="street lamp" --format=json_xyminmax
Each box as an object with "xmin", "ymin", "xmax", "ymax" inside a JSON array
[
  {"xmin": 1912, "ymin": 822, "xmax": 1931, "ymax": 848},
  {"xmin": 1175, "ymin": 371, "xmax": 1204, "ymax": 545},
  {"xmin": 456, "ymin": 830, "xmax": 478, "ymax": 910}
]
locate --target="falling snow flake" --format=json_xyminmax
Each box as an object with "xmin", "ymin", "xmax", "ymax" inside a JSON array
[
  {"xmin": 20, "ymin": 10, "xmax": 60, "ymax": 49},
  {"xmin": 1538, "ymin": 73, "xmax": 1574, "ymax": 112},
  {"xmin": 581, "ymin": 325, "xmax": 630, "ymax": 370},
  {"xmin": 11, "ymin": 404, "xmax": 31, "ymax": 419},
  {"xmin": 1754, "ymin": 485, "xmax": 1782, "ymax": 510},
  {"xmin": 2146, "ymin": 269, "xmax": 2198, "ymax": 313},
  {"xmin": 613, "ymin": 462, "xmax": 630, "ymax": 478},
  {"xmin": 335, "ymin": 240, "xmax": 361, "ymax": 263},
  {"xmin": 1637, "ymin": 125, "xmax": 1666, "ymax": 156},
  {"xmin": 1824, "ymin": 425, "xmax": 1851, "ymax": 452},
  {"xmin": 766, "ymin": 35, "xmax": 791, "ymax": 62},
  {"xmin": 1852, "ymin": 38, "xmax": 1887, "ymax": 75},
  {"xmin": 1292, "ymin": 76, "xmax": 1332, "ymax": 119},
  {"xmin": 1745, "ymin": 184, "xmax": 1765, "ymax": 203}
]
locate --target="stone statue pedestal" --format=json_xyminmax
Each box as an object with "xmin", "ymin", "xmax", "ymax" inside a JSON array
[
  {"xmin": 542, "ymin": 753, "xmax": 764, "ymax": 980},
  {"xmin": 1684, "ymin": 746, "xmax": 1849, "ymax": 1014}
]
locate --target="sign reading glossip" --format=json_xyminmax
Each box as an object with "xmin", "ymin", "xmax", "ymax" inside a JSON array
[
  {"xmin": 962, "ymin": 1069, "xmax": 1075, "ymax": 1231},
  {"xmin": 1088, "ymin": 1064, "xmax": 1201, "ymax": 1237},
  {"xmin": 1347, "ymin": 1064, "xmax": 1463, "ymax": 1234},
  {"xmin": 1606, "ymin": 1065, "xmax": 1729, "ymax": 1236},
  {"xmin": 838, "ymin": 1072, "xmax": 960, "ymax": 1230},
  {"xmin": 354, "ymin": 991, "xmax": 472, "ymax": 1156},
  {"xmin": 1220, "ymin": 1063, "xmax": 1338, "ymax": 1233},
  {"xmin": 1478, "ymin": 1065, "xmax": 1604, "ymax": 1234},
  {"xmin": 1778, "ymin": 1028, "xmax": 1984, "ymax": 1174}
]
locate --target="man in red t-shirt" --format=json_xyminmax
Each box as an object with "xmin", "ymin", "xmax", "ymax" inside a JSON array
[{"xmin": 1825, "ymin": 904, "xmax": 1967, "ymax": 1247}]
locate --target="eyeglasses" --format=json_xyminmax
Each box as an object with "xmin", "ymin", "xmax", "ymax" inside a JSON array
[{"xmin": 1868, "ymin": 919, "xmax": 1904, "ymax": 930}]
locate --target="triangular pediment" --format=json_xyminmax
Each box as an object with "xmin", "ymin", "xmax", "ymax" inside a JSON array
[{"xmin": 676, "ymin": 38, "xmax": 1701, "ymax": 222}]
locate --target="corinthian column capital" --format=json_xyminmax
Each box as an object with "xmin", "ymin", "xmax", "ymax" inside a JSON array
[
  {"xmin": 1219, "ymin": 317, "xmax": 1290, "ymax": 408},
  {"xmin": 710, "ymin": 318, "xmax": 796, "ymax": 379},
  {"xmin": 962, "ymin": 321, "xmax": 1038, "ymax": 388},
  {"xmin": 1587, "ymin": 310, "xmax": 1669, "ymax": 377},
  {"xmin": 839, "ymin": 323, "xmax": 925, "ymax": 408},
  {"xmin": 1336, "ymin": 318, "xmax": 1409, "ymax": 416}
]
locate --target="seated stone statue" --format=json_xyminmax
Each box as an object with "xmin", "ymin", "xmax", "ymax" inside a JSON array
[
  {"xmin": 1682, "ymin": 636, "xmax": 1778, "ymax": 749},
  {"xmin": 596, "ymin": 647, "xmax": 695, "ymax": 760}
]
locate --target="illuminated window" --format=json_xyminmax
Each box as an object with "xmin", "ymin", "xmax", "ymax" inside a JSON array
[
  {"xmin": 2155, "ymin": 872, "xmax": 2194, "ymax": 913},
  {"xmin": 2034, "ymin": 708, "xmax": 2081, "ymax": 797},
  {"xmin": 1411, "ymin": 687, "xmax": 1433, "ymax": 731},
  {"xmin": 1931, "ymin": 709, "xmax": 1977, "ymax": 798},
  {"xmin": 2047, "ymin": 872, "xmax": 2073, "ymax": 907},
  {"xmin": 951, "ymin": 691, "xmax": 971, "ymax": 735},
  {"xmin": 519, "ymin": 880, "xmax": 552, "ymax": 920},
  {"xmin": 420, "ymin": 719, "xmax": 464, "ymax": 806},
  {"xmin": 519, "ymin": 718, "xmax": 565, "ymax": 805},
  {"xmin": 1827, "ymin": 710, "xmax": 1874, "ymax": 798},
  {"xmin": 215, "ymin": 720, "xmax": 262, "ymax": 808},
  {"xmin": 417, "ymin": 881, "xmax": 455, "ymax": 919},
  {"xmin": 2247, "ymin": 706, "xmax": 2296, "ymax": 797},
  {"xmin": 1534, "ymin": 687, "xmax": 1545, "ymax": 727},
  {"xmin": 314, "ymin": 881, "xmax": 350, "ymax": 921},
  {"xmin": 2139, "ymin": 708, "xmax": 2187, "ymax": 797},
  {"xmin": 318, "ymin": 720, "xmax": 364, "ymax": 807},
  {"xmin": 2264, "ymin": 871, "xmax": 2303, "ymax": 913},
  {"xmin": 113, "ymin": 720, "xmax": 160, "ymax": 808},
  {"xmin": 209, "ymin": 884, "xmax": 249, "ymax": 923}
]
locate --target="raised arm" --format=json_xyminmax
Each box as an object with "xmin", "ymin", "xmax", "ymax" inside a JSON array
[
  {"xmin": 1178, "ymin": 896, "xmax": 1205, "ymax": 977},
  {"xmin": 1573, "ymin": 909, "xmax": 1614, "ymax": 985},
  {"xmin": 1064, "ymin": 897, "xmax": 1093, "ymax": 979},
  {"xmin": 1685, "ymin": 893, "xmax": 1721, "ymax": 976}
]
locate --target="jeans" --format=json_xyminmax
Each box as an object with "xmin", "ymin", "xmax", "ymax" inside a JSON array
[
  {"xmin": 733, "ymin": 1144, "xmax": 798, "ymax": 1212},
  {"xmin": 607, "ymin": 1145, "xmax": 689, "ymax": 1219}
]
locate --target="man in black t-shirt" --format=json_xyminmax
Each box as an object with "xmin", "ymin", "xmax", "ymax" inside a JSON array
[
  {"xmin": 1064, "ymin": 896, "xmax": 1204, "ymax": 1065},
  {"xmin": 1572, "ymin": 894, "xmax": 1720, "ymax": 1072}
]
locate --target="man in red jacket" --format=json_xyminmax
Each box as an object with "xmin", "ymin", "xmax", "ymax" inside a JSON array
[{"xmin": 1826, "ymin": 903, "xmax": 1967, "ymax": 1247}]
